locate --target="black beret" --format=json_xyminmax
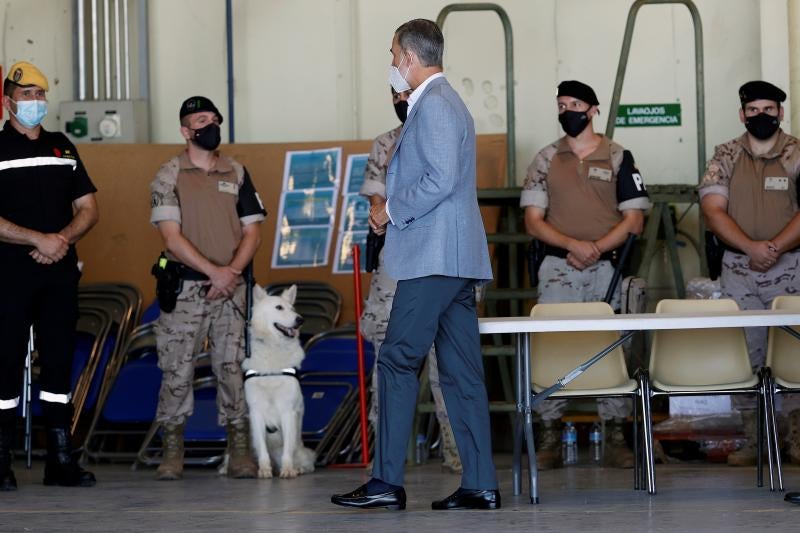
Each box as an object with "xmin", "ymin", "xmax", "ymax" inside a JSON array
[
  {"xmin": 739, "ymin": 81, "xmax": 786, "ymax": 106},
  {"xmin": 557, "ymin": 80, "xmax": 599, "ymax": 106},
  {"xmin": 179, "ymin": 96, "xmax": 223, "ymax": 124}
]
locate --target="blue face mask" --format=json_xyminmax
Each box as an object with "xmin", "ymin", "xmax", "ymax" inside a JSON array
[{"xmin": 11, "ymin": 99, "xmax": 48, "ymax": 128}]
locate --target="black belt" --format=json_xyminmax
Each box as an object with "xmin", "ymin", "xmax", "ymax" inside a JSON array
[
  {"xmin": 720, "ymin": 242, "xmax": 745, "ymax": 255},
  {"xmin": 175, "ymin": 263, "xmax": 209, "ymax": 281},
  {"xmin": 544, "ymin": 244, "xmax": 617, "ymax": 262},
  {"xmin": 721, "ymin": 243, "xmax": 800, "ymax": 255}
]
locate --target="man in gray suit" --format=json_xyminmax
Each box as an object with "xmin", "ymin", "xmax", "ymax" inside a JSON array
[{"xmin": 331, "ymin": 19, "xmax": 499, "ymax": 511}]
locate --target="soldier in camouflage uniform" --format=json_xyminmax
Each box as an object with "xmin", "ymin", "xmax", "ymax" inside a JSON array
[
  {"xmin": 521, "ymin": 81, "xmax": 650, "ymax": 469},
  {"xmin": 699, "ymin": 81, "xmax": 800, "ymax": 466},
  {"xmin": 149, "ymin": 96, "xmax": 266, "ymax": 480},
  {"xmin": 360, "ymin": 88, "xmax": 462, "ymax": 473}
]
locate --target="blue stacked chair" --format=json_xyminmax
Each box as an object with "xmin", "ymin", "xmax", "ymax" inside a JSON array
[
  {"xmin": 299, "ymin": 329, "xmax": 375, "ymax": 443},
  {"xmin": 82, "ymin": 326, "xmax": 162, "ymax": 462}
]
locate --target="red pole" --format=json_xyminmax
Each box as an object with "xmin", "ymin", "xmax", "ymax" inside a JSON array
[
  {"xmin": 329, "ymin": 245, "xmax": 370, "ymax": 469},
  {"xmin": 352, "ymin": 244, "xmax": 370, "ymax": 466}
]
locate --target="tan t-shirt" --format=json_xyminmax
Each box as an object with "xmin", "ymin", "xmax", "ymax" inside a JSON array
[
  {"xmin": 698, "ymin": 130, "xmax": 800, "ymax": 241},
  {"xmin": 150, "ymin": 152, "xmax": 266, "ymax": 266},
  {"xmin": 520, "ymin": 136, "xmax": 650, "ymax": 241}
]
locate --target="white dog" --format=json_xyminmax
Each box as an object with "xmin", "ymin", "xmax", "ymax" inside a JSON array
[{"xmin": 241, "ymin": 284, "xmax": 316, "ymax": 479}]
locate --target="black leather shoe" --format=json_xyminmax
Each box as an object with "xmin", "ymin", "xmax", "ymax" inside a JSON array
[
  {"xmin": 0, "ymin": 467, "xmax": 17, "ymax": 491},
  {"xmin": 43, "ymin": 460, "xmax": 97, "ymax": 487},
  {"xmin": 331, "ymin": 483, "xmax": 406, "ymax": 510},
  {"xmin": 432, "ymin": 488, "xmax": 501, "ymax": 510},
  {"xmin": 0, "ymin": 420, "xmax": 17, "ymax": 491},
  {"xmin": 785, "ymin": 492, "xmax": 800, "ymax": 504}
]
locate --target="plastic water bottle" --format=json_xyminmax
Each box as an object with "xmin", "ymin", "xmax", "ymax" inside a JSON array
[
  {"xmin": 563, "ymin": 422, "xmax": 578, "ymax": 465},
  {"xmin": 415, "ymin": 434, "xmax": 427, "ymax": 465},
  {"xmin": 589, "ymin": 422, "xmax": 602, "ymax": 463}
]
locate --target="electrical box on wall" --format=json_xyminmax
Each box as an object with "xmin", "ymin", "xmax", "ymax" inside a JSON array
[{"xmin": 59, "ymin": 100, "xmax": 149, "ymax": 143}]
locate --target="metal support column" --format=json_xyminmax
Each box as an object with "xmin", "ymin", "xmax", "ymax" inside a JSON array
[
  {"xmin": 436, "ymin": 3, "xmax": 516, "ymax": 187},
  {"xmin": 605, "ymin": 0, "xmax": 708, "ymax": 280}
]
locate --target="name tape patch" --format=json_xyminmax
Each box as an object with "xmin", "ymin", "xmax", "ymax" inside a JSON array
[
  {"xmin": 764, "ymin": 176, "xmax": 789, "ymax": 191},
  {"xmin": 218, "ymin": 180, "xmax": 239, "ymax": 194},
  {"xmin": 588, "ymin": 167, "xmax": 612, "ymax": 182}
]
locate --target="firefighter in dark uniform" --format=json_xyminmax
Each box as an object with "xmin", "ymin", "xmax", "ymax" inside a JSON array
[{"xmin": 0, "ymin": 62, "xmax": 99, "ymax": 491}]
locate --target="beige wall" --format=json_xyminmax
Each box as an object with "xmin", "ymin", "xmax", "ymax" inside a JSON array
[
  {"xmin": 1, "ymin": 0, "xmax": 797, "ymax": 296},
  {"xmin": 790, "ymin": 0, "xmax": 800, "ymax": 137},
  {"xmin": 2, "ymin": 0, "xmax": 790, "ymax": 184},
  {"xmin": 0, "ymin": 0, "xmax": 74, "ymax": 131}
]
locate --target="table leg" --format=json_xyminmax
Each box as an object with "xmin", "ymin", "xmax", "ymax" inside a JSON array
[
  {"xmin": 633, "ymin": 393, "xmax": 640, "ymax": 490},
  {"xmin": 512, "ymin": 333, "xmax": 524, "ymax": 496},
  {"xmin": 524, "ymin": 407, "xmax": 538, "ymax": 504},
  {"xmin": 766, "ymin": 375, "xmax": 784, "ymax": 491},
  {"xmin": 757, "ymin": 380, "xmax": 764, "ymax": 488},
  {"xmin": 760, "ymin": 375, "xmax": 776, "ymax": 491},
  {"xmin": 520, "ymin": 332, "xmax": 539, "ymax": 503},
  {"xmin": 643, "ymin": 378, "xmax": 656, "ymax": 494}
]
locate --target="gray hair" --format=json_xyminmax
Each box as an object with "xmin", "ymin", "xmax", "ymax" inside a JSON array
[{"xmin": 395, "ymin": 19, "xmax": 443, "ymax": 68}]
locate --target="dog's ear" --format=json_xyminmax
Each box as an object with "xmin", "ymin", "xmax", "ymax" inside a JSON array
[
  {"xmin": 252, "ymin": 284, "xmax": 268, "ymax": 303},
  {"xmin": 281, "ymin": 284, "xmax": 297, "ymax": 305}
]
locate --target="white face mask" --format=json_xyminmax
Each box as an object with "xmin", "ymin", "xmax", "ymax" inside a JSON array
[{"xmin": 388, "ymin": 53, "xmax": 412, "ymax": 93}]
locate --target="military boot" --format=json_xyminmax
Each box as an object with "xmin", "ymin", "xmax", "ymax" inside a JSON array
[
  {"xmin": 156, "ymin": 423, "xmax": 184, "ymax": 481},
  {"xmin": 438, "ymin": 419, "xmax": 462, "ymax": 474},
  {"xmin": 728, "ymin": 409, "xmax": 762, "ymax": 466},
  {"xmin": 536, "ymin": 420, "xmax": 562, "ymax": 470},
  {"xmin": 605, "ymin": 419, "xmax": 634, "ymax": 468},
  {"xmin": 786, "ymin": 410, "xmax": 800, "ymax": 464},
  {"xmin": 0, "ymin": 421, "xmax": 17, "ymax": 491},
  {"xmin": 43, "ymin": 427, "xmax": 96, "ymax": 487},
  {"xmin": 226, "ymin": 420, "xmax": 257, "ymax": 479}
]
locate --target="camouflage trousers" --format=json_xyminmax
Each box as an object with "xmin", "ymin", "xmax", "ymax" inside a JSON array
[
  {"xmin": 535, "ymin": 256, "xmax": 631, "ymax": 421},
  {"xmin": 155, "ymin": 280, "xmax": 248, "ymax": 426},
  {"xmin": 721, "ymin": 250, "xmax": 800, "ymax": 412},
  {"xmin": 361, "ymin": 253, "xmax": 458, "ymax": 460},
  {"xmin": 537, "ymin": 256, "xmax": 621, "ymax": 309}
]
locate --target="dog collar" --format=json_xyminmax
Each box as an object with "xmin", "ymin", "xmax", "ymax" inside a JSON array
[{"xmin": 244, "ymin": 368, "xmax": 300, "ymax": 381}]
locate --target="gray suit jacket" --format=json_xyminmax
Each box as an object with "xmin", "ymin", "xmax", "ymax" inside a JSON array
[{"xmin": 383, "ymin": 76, "xmax": 493, "ymax": 282}]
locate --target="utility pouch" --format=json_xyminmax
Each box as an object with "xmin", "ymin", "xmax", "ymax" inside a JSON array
[
  {"xmin": 705, "ymin": 231, "xmax": 724, "ymax": 281},
  {"xmin": 527, "ymin": 239, "xmax": 547, "ymax": 288},
  {"xmin": 365, "ymin": 228, "xmax": 385, "ymax": 273},
  {"xmin": 151, "ymin": 252, "xmax": 182, "ymax": 313}
]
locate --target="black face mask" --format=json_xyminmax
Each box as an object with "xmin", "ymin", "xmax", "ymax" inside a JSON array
[
  {"xmin": 191, "ymin": 123, "xmax": 221, "ymax": 151},
  {"xmin": 744, "ymin": 112, "xmax": 780, "ymax": 140},
  {"xmin": 394, "ymin": 100, "xmax": 408, "ymax": 123},
  {"xmin": 558, "ymin": 110, "xmax": 590, "ymax": 137}
]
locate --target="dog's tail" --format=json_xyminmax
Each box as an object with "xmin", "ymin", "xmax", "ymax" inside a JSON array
[{"xmin": 297, "ymin": 446, "xmax": 316, "ymax": 474}]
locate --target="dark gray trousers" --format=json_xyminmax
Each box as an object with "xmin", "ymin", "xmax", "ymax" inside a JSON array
[{"xmin": 372, "ymin": 275, "xmax": 497, "ymax": 489}]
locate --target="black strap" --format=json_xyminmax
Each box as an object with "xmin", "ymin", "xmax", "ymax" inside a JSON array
[{"xmin": 603, "ymin": 233, "xmax": 636, "ymax": 305}]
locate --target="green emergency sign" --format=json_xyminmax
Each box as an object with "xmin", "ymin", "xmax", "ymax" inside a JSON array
[{"xmin": 615, "ymin": 103, "xmax": 681, "ymax": 127}]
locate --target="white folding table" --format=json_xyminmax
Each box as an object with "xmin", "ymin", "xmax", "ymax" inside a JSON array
[{"xmin": 479, "ymin": 309, "xmax": 800, "ymax": 503}]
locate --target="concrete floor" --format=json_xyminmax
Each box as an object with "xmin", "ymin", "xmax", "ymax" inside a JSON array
[{"xmin": 2, "ymin": 457, "xmax": 800, "ymax": 532}]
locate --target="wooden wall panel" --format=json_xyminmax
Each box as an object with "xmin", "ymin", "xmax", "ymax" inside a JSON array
[{"xmin": 76, "ymin": 134, "xmax": 507, "ymax": 324}]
